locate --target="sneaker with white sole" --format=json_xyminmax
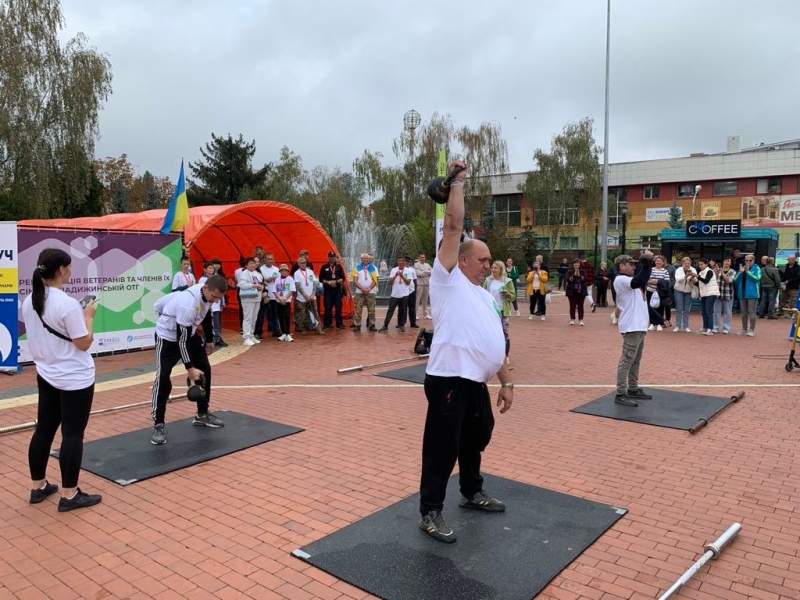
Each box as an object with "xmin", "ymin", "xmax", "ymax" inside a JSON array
[
  {"xmin": 611, "ymin": 317, "xmax": 618, "ymax": 325},
  {"xmin": 243, "ymin": 338, "xmax": 256, "ymax": 346},
  {"xmin": 673, "ymin": 326, "xmax": 680, "ymax": 332},
  {"xmin": 656, "ymin": 325, "xmax": 663, "ymax": 332},
  {"xmin": 285, "ymin": 334, "xmax": 294, "ymax": 342},
  {"xmin": 579, "ymin": 321, "xmax": 585, "ymax": 326},
  {"xmin": 746, "ymin": 330, "xmax": 755, "ymax": 337},
  {"xmin": 540, "ymin": 316, "xmax": 546, "ymax": 321},
  {"xmin": 278, "ymin": 334, "xmax": 287, "ymax": 341},
  {"xmin": 570, "ymin": 320, "xmax": 575, "ymax": 326},
  {"xmin": 193, "ymin": 412, "xmax": 224, "ymax": 428},
  {"xmin": 648, "ymin": 324, "xmax": 655, "ymax": 331},
  {"xmin": 736, "ymin": 329, "xmax": 747, "ymax": 335},
  {"xmin": 459, "ymin": 490, "xmax": 506, "ymax": 512},
  {"xmin": 528, "ymin": 315, "xmax": 534, "ymax": 320},
  {"xmin": 684, "ymin": 328, "xmax": 691, "ymax": 333},
  {"xmin": 722, "ymin": 330, "xmax": 729, "ymax": 334},
  {"xmin": 151, "ymin": 423, "xmax": 167, "ymax": 444},
  {"xmin": 419, "ymin": 510, "xmax": 456, "ymax": 543}
]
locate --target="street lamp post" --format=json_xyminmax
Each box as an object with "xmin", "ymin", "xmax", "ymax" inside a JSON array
[
  {"xmin": 690, "ymin": 184, "xmax": 702, "ymax": 219},
  {"xmin": 620, "ymin": 206, "xmax": 628, "ymax": 254},
  {"xmin": 594, "ymin": 218, "xmax": 599, "ymax": 272}
]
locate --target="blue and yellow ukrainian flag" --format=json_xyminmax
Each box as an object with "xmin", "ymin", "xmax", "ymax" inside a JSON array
[{"xmin": 160, "ymin": 160, "xmax": 189, "ymax": 234}]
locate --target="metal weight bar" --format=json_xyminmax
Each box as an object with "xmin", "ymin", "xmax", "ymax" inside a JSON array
[
  {"xmin": 658, "ymin": 522, "xmax": 742, "ymax": 600},
  {"xmin": 338, "ymin": 354, "xmax": 428, "ymax": 374},
  {"xmin": 688, "ymin": 391, "xmax": 745, "ymax": 433},
  {"xmin": 0, "ymin": 390, "xmax": 189, "ymax": 436}
]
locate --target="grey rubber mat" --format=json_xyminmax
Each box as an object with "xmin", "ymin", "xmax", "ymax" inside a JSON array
[{"xmin": 375, "ymin": 363, "xmax": 427, "ymax": 384}]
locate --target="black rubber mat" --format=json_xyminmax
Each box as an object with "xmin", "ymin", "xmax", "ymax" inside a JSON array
[
  {"xmin": 571, "ymin": 389, "xmax": 737, "ymax": 430},
  {"xmin": 375, "ymin": 362, "xmax": 427, "ymax": 384},
  {"xmin": 292, "ymin": 473, "xmax": 626, "ymax": 600},
  {"xmin": 53, "ymin": 410, "xmax": 303, "ymax": 485}
]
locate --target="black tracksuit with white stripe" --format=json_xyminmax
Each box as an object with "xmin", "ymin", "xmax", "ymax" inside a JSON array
[{"xmin": 151, "ymin": 285, "xmax": 215, "ymax": 424}]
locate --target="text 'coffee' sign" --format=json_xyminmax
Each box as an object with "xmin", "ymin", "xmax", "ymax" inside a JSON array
[{"xmin": 685, "ymin": 219, "xmax": 742, "ymax": 238}]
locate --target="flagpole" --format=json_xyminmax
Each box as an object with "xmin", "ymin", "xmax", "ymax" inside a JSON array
[{"xmin": 600, "ymin": 0, "xmax": 611, "ymax": 263}]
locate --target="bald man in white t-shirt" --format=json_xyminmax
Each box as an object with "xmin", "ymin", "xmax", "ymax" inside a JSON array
[{"xmin": 418, "ymin": 160, "xmax": 514, "ymax": 544}]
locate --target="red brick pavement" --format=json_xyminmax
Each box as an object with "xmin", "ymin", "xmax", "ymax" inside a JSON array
[{"xmin": 0, "ymin": 295, "xmax": 798, "ymax": 599}]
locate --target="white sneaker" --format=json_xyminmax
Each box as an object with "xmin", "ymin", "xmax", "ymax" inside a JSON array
[
  {"xmin": 243, "ymin": 338, "xmax": 256, "ymax": 346},
  {"xmin": 515, "ymin": 310, "xmax": 520, "ymax": 317},
  {"xmin": 611, "ymin": 317, "xmax": 618, "ymax": 325},
  {"xmin": 278, "ymin": 334, "xmax": 287, "ymax": 341},
  {"xmin": 673, "ymin": 326, "xmax": 680, "ymax": 332},
  {"xmin": 529, "ymin": 315, "xmax": 534, "ymax": 320},
  {"xmin": 541, "ymin": 316, "xmax": 546, "ymax": 321},
  {"xmin": 648, "ymin": 325, "xmax": 655, "ymax": 331},
  {"xmin": 254, "ymin": 338, "xmax": 262, "ymax": 343},
  {"xmin": 746, "ymin": 331, "xmax": 755, "ymax": 337},
  {"xmin": 579, "ymin": 321, "xmax": 585, "ymax": 326},
  {"xmin": 722, "ymin": 330, "xmax": 729, "ymax": 334},
  {"xmin": 286, "ymin": 334, "xmax": 294, "ymax": 342},
  {"xmin": 570, "ymin": 320, "xmax": 575, "ymax": 325},
  {"xmin": 656, "ymin": 325, "xmax": 663, "ymax": 332},
  {"xmin": 684, "ymin": 328, "xmax": 691, "ymax": 333}
]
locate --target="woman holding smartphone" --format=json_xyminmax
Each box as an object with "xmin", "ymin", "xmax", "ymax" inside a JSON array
[
  {"xmin": 21, "ymin": 248, "xmax": 102, "ymax": 512},
  {"xmin": 484, "ymin": 261, "xmax": 515, "ymax": 366}
]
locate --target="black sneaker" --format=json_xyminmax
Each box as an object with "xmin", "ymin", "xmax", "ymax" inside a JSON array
[
  {"xmin": 410, "ymin": 324, "xmax": 420, "ymax": 329},
  {"xmin": 627, "ymin": 388, "xmax": 653, "ymax": 400},
  {"xmin": 30, "ymin": 481, "xmax": 58, "ymax": 504},
  {"xmin": 337, "ymin": 324, "xmax": 345, "ymax": 330},
  {"xmin": 58, "ymin": 488, "xmax": 102, "ymax": 512},
  {"xmin": 378, "ymin": 327, "xmax": 388, "ymax": 332},
  {"xmin": 193, "ymin": 412, "xmax": 224, "ymax": 427},
  {"xmin": 398, "ymin": 326, "xmax": 405, "ymax": 332},
  {"xmin": 151, "ymin": 423, "xmax": 167, "ymax": 445},
  {"xmin": 458, "ymin": 490, "xmax": 506, "ymax": 512},
  {"xmin": 214, "ymin": 340, "xmax": 229, "ymax": 348},
  {"xmin": 591, "ymin": 304, "xmax": 597, "ymax": 313},
  {"xmin": 615, "ymin": 394, "xmax": 638, "ymax": 407},
  {"xmin": 369, "ymin": 325, "xmax": 377, "ymax": 331},
  {"xmin": 419, "ymin": 510, "xmax": 457, "ymax": 543}
]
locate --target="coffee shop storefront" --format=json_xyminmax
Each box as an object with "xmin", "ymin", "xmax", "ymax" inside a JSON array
[{"xmin": 659, "ymin": 221, "xmax": 778, "ymax": 264}]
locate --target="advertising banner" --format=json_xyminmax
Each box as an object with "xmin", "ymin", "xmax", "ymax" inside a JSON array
[
  {"xmin": 0, "ymin": 222, "xmax": 19, "ymax": 372},
  {"xmin": 645, "ymin": 207, "xmax": 678, "ymax": 222},
  {"xmin": 17, "ymin": 229, "xmax": 182, "ymax": 361}
]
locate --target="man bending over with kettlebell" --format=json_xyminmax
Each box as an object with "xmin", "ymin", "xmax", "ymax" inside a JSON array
[{"xmin": 150, "ymin": 274, "xmax": 228, "ymax": 445}]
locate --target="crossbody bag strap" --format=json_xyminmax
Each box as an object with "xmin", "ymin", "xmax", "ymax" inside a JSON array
[{"xmin": 37, "ymin": 312, "xmax": 73, "ymax": 343}]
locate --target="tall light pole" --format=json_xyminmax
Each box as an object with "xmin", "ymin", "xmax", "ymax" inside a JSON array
[
  {"xmin": 690, "ymin": 184, "xmax": 702, "ymax": 219},
  {"xmin": 600, "ymin": 0, "xmax": 612, "ymax": 263},
  {"xmin": 594, "ymin": 218, "xmax": 599, "ymax": 273}
]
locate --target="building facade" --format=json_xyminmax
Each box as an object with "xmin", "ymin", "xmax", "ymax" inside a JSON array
[{"xmin": 481, "ymin": 140, "xmax": 800, "ymax": 258}]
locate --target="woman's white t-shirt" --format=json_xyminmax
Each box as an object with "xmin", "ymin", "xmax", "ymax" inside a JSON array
[
  {"xmin": 427, "ymin": 260, "xmax": 506, "ymax": 383},
  {"xmin": 21, "ymin": 288, "xmax": 95, "ymax": 391}
]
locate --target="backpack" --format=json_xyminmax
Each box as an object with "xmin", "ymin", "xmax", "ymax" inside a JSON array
[{"xmin": 656, "ymin": 278, "xmax": 673, "ymax": 308}]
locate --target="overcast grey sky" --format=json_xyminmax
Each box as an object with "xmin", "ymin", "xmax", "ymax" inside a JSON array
[{"xmin": 62, "ymin": 0, "xmax": 799, "ymax": 181}]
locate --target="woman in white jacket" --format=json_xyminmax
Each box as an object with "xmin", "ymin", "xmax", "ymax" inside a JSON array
[
  {"xmin": 696, "ymin": 258, "xmax": 720, "ymax": 335},
  {"xmin": 673, "ymin": 257, "xmax": 698, "ymax": 332},
  {"xmin": 237, "ymin": 257, "xmax": 264, "ymax": 346}
]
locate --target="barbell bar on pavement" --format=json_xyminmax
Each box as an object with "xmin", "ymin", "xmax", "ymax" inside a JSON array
[
  {"xmin": 0, "ymin": 390, "xmax": 189, "ymax": 436},
  {"xmin": 337, "ymin": 354, "xmax": 428, "ymax": 374},
  {"xmin": 658, "ymin": 522, "xmax": 742, "ymax": 600},
  {"xmin": 688, "ymin": 390, "xmax": 745, "ymax": 434}
]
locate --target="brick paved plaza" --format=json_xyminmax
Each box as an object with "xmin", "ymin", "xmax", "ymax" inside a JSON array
[{"xmin": 0, "ymin": 296, "xmax": 798, "ymax": 600}]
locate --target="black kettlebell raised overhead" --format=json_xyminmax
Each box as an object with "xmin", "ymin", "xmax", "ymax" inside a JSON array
[
  {"xmin": 186, "ymin": 373, "xmax": 207, "ymax": 403},
  {"xmin": 427, "ymin": 166, "xmax": 465, "ymax": 204}
]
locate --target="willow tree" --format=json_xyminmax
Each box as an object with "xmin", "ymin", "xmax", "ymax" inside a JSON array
[
  {"xmin": 0, "ymin": 0, "xmax": 113, "ymax": 219},
  {"xmin": 521, "ymin": 117, "xmax": 603, "ymax": 261},
  {"xmin": 353, "ymin": 113, "xmax": 509, "ymax": 246}
]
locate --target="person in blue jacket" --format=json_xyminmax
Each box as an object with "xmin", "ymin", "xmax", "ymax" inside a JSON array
[{"xmin": 733, "ymin": 253, "xmax": 761, "ymax": 336}]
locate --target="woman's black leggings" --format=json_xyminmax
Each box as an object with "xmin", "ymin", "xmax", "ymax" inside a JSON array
[{"xmin": 29, "ymin": 376, "xmax": 94, "ymax": 488}]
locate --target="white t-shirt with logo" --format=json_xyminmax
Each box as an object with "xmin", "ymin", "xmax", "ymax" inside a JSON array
[
  {"xmin": 274, "ymin": 274, "xmax": 296, "ymax": 302},
  {"xmin": 426, "ymin": 259, "xmax": 506, "ymax": 383},
  {"xmin": 352, "ymin": 264, "xmax": 378, "ymax": 295},
  {"xmin": 154, "ymin": 284, "xmax": 212, "ymax": 341},
  {"xmin": 389, "ymin": 267, "xmax": 411, "ymax": 298},
  {"xmin": 260, "ymin": 264, "xmax": 281, "ymax": 297},
  {"xmin": 293, "ymin": 268, "xmax": 317, "ymax": 303},
  {"xmin": 22, "ymin": 288, "xmax": 95, "ymax": 391},
  {"xmin": 614, "ymin": 274, "xmax": 649, "ymax": 333}
]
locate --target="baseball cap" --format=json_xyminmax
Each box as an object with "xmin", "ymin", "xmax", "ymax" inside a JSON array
[
  {"xmin": 614, "ymin": 254, "xmax": 636, "ymax": 266},
  {"xmin": 279, "ymin": 263, "xmax": 289, "ymax": 271},
  {"xmin": 328, "ymin": 251, "xmax": 336, "ymax": 258}
]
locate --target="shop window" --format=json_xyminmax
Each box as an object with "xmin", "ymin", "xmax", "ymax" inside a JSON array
[
  {"xmin": 742, "ymin": 197, "xmax": 778, "ymax": 219},
  {"xmin": 713, "ymin": 181, "xmax": 738, "ymax": 196},
  {"xmin": 644, "ymin": 186, "xmax": 659, "ymax": 200},
  {"xmin": 756, "ymin": 178, "xmax": 781, "ymax": 194}
]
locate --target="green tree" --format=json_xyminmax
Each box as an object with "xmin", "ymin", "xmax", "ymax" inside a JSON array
[
  {"xmin": 187, "ymin": 133, "xmax": 270, "ymax": 205},
  {"xmin": 143, "ymin": 171, "xmax": 160, "ymax": 210},
  {"xmin": 262, "ymin": 146, "xmax": 305, "ymax": 201},
  {"xmin": 353, "ymin": 113, "xmax": 509, "ymax": 228},
  {"xmin": 521, "ymin": 117, "xmax": 603, "ymax": 263},
  {"xmin": 668, "ymin": 199, "xmax": 683, "ymax": 229},
  {"xmin": 0, "ymin": 0, "xmax": 113, "ymax": 219},
  {"xmin": 110, "ymin": 179, "xmax": 129, "ymax": 213}
]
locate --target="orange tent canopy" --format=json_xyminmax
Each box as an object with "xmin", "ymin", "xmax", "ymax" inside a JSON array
[{"xmin": 20, "ymin": 201, "xmax": 341, "ymax": 271}]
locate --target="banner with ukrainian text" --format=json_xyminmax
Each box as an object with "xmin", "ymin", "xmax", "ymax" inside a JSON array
[
  {"xmin": 17, "ymin": 229, "xmax": 182, "ymax": 362},
  {"xmin": 0, "ymin": 222, "xmax": 19, "ymax": 371}
]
